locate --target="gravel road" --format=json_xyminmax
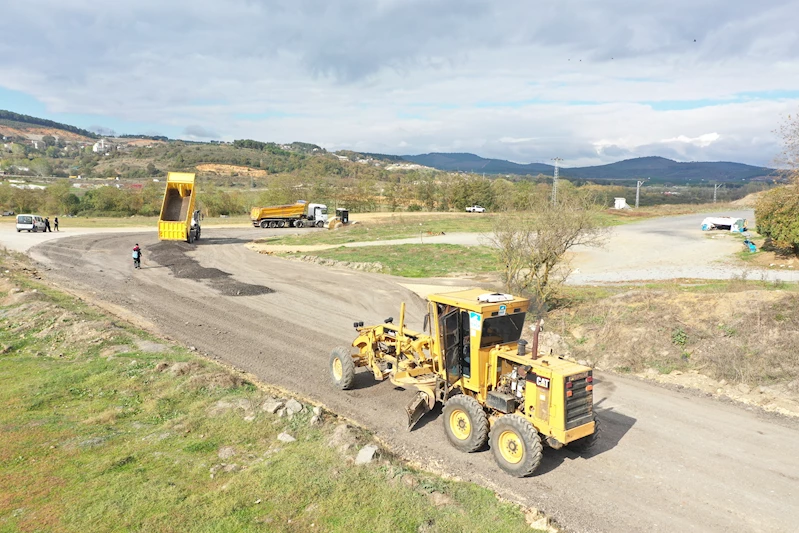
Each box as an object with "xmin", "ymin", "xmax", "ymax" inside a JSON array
[{"xmin": 26, "ymin": 227, "xmax": 799, "ymax": 533}]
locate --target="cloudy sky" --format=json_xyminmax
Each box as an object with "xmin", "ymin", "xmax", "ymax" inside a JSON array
[{"xmin": 1, "ymin": 0, "xmax": 798, "ymax": 166}]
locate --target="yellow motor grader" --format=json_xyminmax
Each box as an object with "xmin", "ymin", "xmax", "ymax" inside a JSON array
[{"xmin": 329, "ymin": 289, "xmax": 599, "ymax": 477}]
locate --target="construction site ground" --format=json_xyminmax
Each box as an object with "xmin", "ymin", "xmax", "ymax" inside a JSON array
[{"xmin": 2, "ymin": 210, "xmax": 796, "ymax": 533}]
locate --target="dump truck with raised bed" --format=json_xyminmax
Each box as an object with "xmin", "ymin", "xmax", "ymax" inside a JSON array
[
  {"xmin": 250, "ymin": 200, "xmax": 328, "ymax": 228},
  {"xmin": 329, "ymin": 289, "xmax": 599, "ymax": 477},
  {"xmin": 158, "ymin": 172, "xmax": 201, "ymax": 243}
]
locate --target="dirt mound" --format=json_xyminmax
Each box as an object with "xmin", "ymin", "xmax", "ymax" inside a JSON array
[
  {"xmin": 730, "ymin": 191, "xmax": 764, "ymax": 207},
  {"xmin": 155, "ymin": 360, "xmax": 247, "ymax": 389},
  {"xmin": 196, "ymin": 164, "xmax": 268, "ymax": 177}
]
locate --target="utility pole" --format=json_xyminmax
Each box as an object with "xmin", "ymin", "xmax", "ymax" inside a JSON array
[
  {"xmin": 635, "ymin": 179, "xmax": 646, "ymax": 208},
  {"xmin": 551, "ymin": 157, "xmax": 562, "ymax": 206},
  {"xmin": 713, "ymin": 183, "xmax": 723, "ymax": 203}
]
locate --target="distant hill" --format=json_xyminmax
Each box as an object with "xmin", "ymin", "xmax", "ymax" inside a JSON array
[
  {"xmin": 0, "ymin": 110, "xmax": 98, "ymax": 140},
  {"xmin": 562, "ymin": 156, "xmax": 774, "ymax": 183},
  {"xmin": 401, "ymin": 152, "xmax": 554, "ymax": 175},
  {"xmin": 398, "ymin": 153, "xmax": 775, "ymax": 183}
]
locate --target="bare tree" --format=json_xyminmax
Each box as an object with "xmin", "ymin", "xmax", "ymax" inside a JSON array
[
  {"xmin": 775, "ymin": 111, "xmax": 799, "ymax": 183},
  {"xmin": 490, "ymin": 196, "xmax": 609, "ymax": 303}
]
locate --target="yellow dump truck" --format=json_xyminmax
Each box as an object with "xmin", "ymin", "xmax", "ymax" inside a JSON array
[
  {"xmin": 158, "ymin": 172, "xmax": 201, "ymax": 243},
  {"xmin": 250, "ymin": 200, "xmax": 328, "ymax": 229}
]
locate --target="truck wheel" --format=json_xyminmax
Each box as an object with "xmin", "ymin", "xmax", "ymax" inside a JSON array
[
  {"xmin": 316, "ymin": 220, "xmax": 324, "ymax": 228},
  {"xmin": 277, "ymin": 220, "xmax": 285, "ymax": 228},
  {"xmin": 567, "ymin": 417, "xmax": 601, "ymax": 453},
  {"xmin": 329, "ymin": 347, "xmax": 356, "ymax": 390},
  {"xmin": 489, "ymin": 414, "xmax": 543, "ymax": 477},
  {"xmin": 442, "ymin": 395, "xmax": 489, "ymax": 452},
  {"xmin": 196, "ymin": 228, "xmax": 201, "ymax": 241},
  {"xmin": 260, "ymin": 220, "xmax": 269, "ymax": 229},
  {"xmin": 295, "ymin": 220, "xmax": 305, "ymax": 228}
]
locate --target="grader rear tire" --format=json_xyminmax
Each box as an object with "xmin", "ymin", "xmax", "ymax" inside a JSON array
[
  {"xmin": 442, "ymin": 395, "xmax": 489, "ymax": 452},
  {"xmin": 329, "ymin": 347, "xmax": 356, "ymax": 390},
  {"xmin": 489, "ymin": 414, "xmax": 543, "ymax": 477},
  {"xmin": 567, "ymin": 417, "xmax": 601, "ymax": 453}
]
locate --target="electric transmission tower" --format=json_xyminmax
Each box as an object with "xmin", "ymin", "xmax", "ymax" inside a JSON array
[
  {"xmin": 551, "ymin": 158, "xmax": 562, "ymax": 206},
  {"xmin": 713, "ymin": 183, "xmax": 723, "ymax": 203},
  {"xmin": 635, "ymin": 179, "xmax": 647, "ymax": 208}
]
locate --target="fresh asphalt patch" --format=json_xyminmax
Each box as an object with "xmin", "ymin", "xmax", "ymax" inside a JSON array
[{"xmin": 149, "ymin": 241, "xmax": 274, "ymax": 296}]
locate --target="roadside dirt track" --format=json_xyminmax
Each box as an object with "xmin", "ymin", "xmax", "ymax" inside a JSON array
[{"xmin": 28, "ymin": 229, "xmax": 799, "ymax": 533}]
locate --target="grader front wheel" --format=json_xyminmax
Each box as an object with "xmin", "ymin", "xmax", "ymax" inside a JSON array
[
  {"xmin": 442, "ymin": 395, "xmax": 489, "ymax": 453},
  {"xmin": 329, "ymin": 347, "xmax": 356, "ymax": 390},
  {"xmin": 489, "ymin": 415, "xmax": 543, "ymax": 477}
]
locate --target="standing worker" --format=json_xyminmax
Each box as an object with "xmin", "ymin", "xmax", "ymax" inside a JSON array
[
  {"xmin": 44, "ymin": 217, "xmax": 52, "ymax": 232},
  {"xmin": 54, "ymin": 217, "xmax": 59, "ymax": 231},
  {"xmin": 132, "ymin": 244, "xmax": 142, "ymax": 269}
]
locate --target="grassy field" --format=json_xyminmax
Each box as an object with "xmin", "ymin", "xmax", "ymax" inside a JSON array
[
  {"xmin": 0, "ymin": 253, "xmax": 541, "ymax": 533},
  {"xmin": 263, "ymin": 214, "xmax": 497, "ymax": 246},
  {"xmin": 284, "ymin": 244, "xmax": 499, "ymax": 278}
]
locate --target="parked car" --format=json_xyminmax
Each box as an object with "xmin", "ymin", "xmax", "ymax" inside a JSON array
[
  {"xmin": 16, "ymin": 214, "xmax": 46, "ymax": 232},
  {"xmin": 465, "ymin": 205, "xmax": 486, "ymax": 213}
]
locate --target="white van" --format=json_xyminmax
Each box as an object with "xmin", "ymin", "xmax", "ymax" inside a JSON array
[{"xmin": 16, "ymin": 214, "xmax": 46, "ymax": 232}]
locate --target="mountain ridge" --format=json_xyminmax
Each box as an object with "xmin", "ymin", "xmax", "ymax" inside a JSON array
[{"xmin": 400, "ymin": 153, "xmax": 775, "ymax": 183}]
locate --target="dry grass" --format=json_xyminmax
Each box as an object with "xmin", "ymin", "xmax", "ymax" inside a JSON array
[{"xmin": 557, "ymin": 286, "xmax": 799, "ymax": 386}]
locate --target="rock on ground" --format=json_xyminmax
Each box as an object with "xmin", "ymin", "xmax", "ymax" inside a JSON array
[
  {"xmin": 355, "ymin": 444, "xmax": 378, "ymax": 465},
  {"xmin": 218, "ymin": 446, "xmax": 236, "ymax": 460},
  {"xmin": 261, "ymin": 399, "xmax": 284, "ymax": 414},
  {"xmin": 285, "ymin": 399, "xmax": 304, "ymax": 415},
  {"xmin": 428, "ymin": 491, "xmax": 455, "ymax": 508},
  {"xmin": 326, "ymin": 424, "xmax": 358, "ymax": 454},
  {"xmin": 277, "ymin": 432, "xmax": 296, "ymax": 443}
]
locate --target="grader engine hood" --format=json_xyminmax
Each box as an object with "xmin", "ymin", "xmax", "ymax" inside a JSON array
[{"xmin": 524, "ymin": 357, "xmax": 595, "ymax": 441}]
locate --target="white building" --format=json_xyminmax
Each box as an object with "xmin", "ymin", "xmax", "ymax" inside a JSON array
[{"xmin": 613, "ymin": 197, "xmax": 631, "ymax": 209}]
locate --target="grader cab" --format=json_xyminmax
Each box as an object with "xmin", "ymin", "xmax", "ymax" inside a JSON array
[{"xmin": 329, "ymin": 288, "xmax": 599, "ymax": 477}]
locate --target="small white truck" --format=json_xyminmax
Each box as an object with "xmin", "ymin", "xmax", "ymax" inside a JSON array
[{"xmin": 465, "ymin": 205, "xmax": 486, "ymax": 213}]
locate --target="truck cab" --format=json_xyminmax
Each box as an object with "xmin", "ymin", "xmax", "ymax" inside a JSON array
[{"xmin": 306, "ymin": 203, "xmax": 328, "ymax": 227}]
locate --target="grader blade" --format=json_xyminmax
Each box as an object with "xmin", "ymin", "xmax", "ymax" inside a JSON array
[{"xmin": 406, "ymin": 392, "xmax": 430, "ymax": 430}]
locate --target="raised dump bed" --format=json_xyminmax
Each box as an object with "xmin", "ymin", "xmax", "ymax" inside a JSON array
[{"xmin": 159, "ymin": 172, "xmax": 200, "ymax": 242}]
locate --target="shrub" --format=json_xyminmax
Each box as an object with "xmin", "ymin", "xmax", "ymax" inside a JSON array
[{"xmin": 755, "ymin": 185, "xmax": 799, "ymax": 252}]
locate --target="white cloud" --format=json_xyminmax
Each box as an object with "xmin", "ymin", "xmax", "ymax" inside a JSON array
[
  {"xmin": 661, "ymin": 133, "xmax": 721, "ymax": 147},
  {"xmin": 0, "ymin": 0, "xmax": 798, "ymax": 166}
]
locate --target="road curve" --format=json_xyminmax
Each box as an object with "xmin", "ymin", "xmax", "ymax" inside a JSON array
[{"xmin": 28, "ymin": 228, "xmax": 799, "ymax": 533}]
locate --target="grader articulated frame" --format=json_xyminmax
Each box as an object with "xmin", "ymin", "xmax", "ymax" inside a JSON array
[{"xmin": 329, "ymin": 289, "xmax": 599, "ymax": 477}]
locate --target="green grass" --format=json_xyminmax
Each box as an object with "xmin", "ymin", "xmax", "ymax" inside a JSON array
[
  {"xmin": 0, "ymin": 256, "xmax": 541, "ymax": 533},
  {"xmin": 285, "ymin": 244, "xmax": 499, "ymax": 278},
  {"xmin": 262, "ymin": 214, "xmax": 498, "ymax": 246}
]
